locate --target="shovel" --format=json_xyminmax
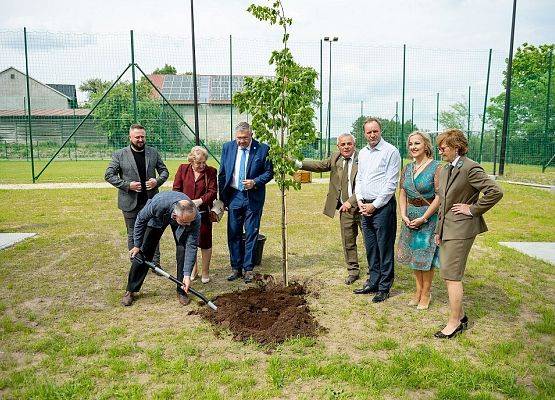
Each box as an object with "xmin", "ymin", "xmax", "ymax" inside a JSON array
[{"xmin": 134, "ymin": 255, "xmax": 217, "ymax": 311}]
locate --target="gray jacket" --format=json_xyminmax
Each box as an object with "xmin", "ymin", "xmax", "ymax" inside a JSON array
[
  {"xmin": 133, "ymin": 191, "xmax": 201, "ymax": 277},
  {"xmin": 104, "ymin": 145, "xmax": 169, "ymax": 212}
]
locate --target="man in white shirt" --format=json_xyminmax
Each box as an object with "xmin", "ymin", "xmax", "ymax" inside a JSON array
[
  {"xmin": 353, "ymin": 118, "xmax": 401, "ymax": 302},
  {"xmin": 296, "ymin": 133, "xmax": 361, "ymax": 285}
]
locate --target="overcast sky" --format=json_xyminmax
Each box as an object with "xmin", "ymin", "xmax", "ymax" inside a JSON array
[{"xmin": 1, "ymin": 0, "xmax": 554, "ymax": 134}]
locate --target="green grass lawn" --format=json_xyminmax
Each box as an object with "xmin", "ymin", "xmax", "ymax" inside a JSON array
[
  {"xmin": 0, "ymin": 159, "xmax": 553, "ymax": 185},
  {"xmin": 0, "ymin": 183, "xmax": 554, "ymax": 399}
]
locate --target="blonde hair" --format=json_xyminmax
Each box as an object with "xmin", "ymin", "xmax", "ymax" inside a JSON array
[
  {"xmin": 407, "ymin": 131, "xmax": 433, "ymax": 158},
  {"xmin": 437, "ymin": 129, "xmax": 468, "ymax": 155},
  {"xmin": 187, "ymin": 146, "xmax": 208, "ymax": 163}
]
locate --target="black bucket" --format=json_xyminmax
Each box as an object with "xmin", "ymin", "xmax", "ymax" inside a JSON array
[{"xmin": 243, "ymin": 233, "xmax": 267, "ymax": 267}]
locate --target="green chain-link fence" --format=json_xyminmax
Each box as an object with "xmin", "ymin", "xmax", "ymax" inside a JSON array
[{"xmin": 0, "ymin": 30, "xmax": 553, "ymax": 182}]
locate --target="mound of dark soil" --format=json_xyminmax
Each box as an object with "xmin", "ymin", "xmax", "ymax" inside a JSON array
[{"xmin": 194, "ymin": 279, "xmax": 323, "ymax": 344}]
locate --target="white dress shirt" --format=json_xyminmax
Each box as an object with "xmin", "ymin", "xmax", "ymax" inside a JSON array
[
  {"xmin": 355, "ymin": 138, "xmax": 401, "ymax": 209},
  {"xmin": 231, "ymin": 144, "xmax": 251, "ymax": 190}
]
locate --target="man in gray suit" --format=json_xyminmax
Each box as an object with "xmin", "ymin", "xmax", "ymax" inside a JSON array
[
  {"xmin": 123, "ymin": 191, "xmax": 201, "ymax": 306},
  {"xmin": 105, "ymin": 124, "xmax": 169, "ymax": 264}
]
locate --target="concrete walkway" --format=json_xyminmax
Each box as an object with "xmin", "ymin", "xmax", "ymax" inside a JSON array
[
  {"xmin": 0, "ymin": 179, "xmax": 330, "ymax": 190},
  {"xmin": 0, "ymin": 233, "xmax": 37, "ymax": 250},
  {"xmin": 499, "ymin": 242, "xmax": 555, "ymax": 265}
]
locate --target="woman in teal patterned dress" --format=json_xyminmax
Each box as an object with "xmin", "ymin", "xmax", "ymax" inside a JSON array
[{"xmin": 397, "ymin": 132, "xmax": 441, "ymax": 309}]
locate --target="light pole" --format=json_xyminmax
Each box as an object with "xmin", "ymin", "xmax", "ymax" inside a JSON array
[{"xmin": 324, "ymin": 36, "xmax": 338, "ymax": 157}]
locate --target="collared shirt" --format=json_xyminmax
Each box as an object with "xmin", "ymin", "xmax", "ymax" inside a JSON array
[
  {"xmin": 231, "ymin": 144, "xmax": 251, "ymax": 190},
  {"xmin": 355, "ymin": 138, "xmax": 401, "ymax": 209},
  {"xmin": 451, "ymin": 155, "xmax": 461, "ymax": 167}
]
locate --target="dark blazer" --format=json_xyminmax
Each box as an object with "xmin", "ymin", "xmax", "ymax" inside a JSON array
[
  {"xmin": 301, "ymin": 151, "xmax": 358, "ymax": 218},
  {"xmin": 218, "ymin": 139, "xmax": 274, "ymax": 210},
  {"xmin": 435, "ymin": 156, "xmax": 503, "ymax": 240},
  {"xmin": 105, "ymin": 145, "xmax": 169, "ymax": 212},
  {"xmin": 172, "ymin": 164, "xmax": 217, "ymax": 212}
]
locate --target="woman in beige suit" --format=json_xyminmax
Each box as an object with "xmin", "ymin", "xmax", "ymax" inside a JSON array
[{"xmin": 434, "ymin": 129, "xmax": 503, "ymax": 339}]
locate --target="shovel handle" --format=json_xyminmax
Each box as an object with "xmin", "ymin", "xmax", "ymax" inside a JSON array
[{"xmin": 140, "ymin": 259, "xmax": 217, "ymax": 310}]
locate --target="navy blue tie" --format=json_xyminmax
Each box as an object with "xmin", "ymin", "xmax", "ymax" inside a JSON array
[{"xmin": 238, "ymin": 148, "xmax": 247, "ymax": 191}]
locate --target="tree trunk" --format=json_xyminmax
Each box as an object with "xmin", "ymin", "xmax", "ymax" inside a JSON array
[{"xmin": 281, "ymin": 176, "xmax": 288, "ymax": 286}]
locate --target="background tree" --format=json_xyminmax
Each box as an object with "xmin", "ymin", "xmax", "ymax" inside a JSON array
[
  {"xmin": 350, "ymin": 115, "xmax": 417, "ymax": 150},
  {"xmin": 152, "ymin": 64, "xmax": 177, "ymax": 75},
  {"xmin": 234, "ymin": 0, "xmax": 319, "ymax": 285},
  {"xmin": 438, "ymin": 102, "xmax": 468, "ymax": 130},
  {"xmin": 79, "ymin": 78, "xmax": 111, "ymax": 101},
  {"xmin": 488, "ymin": 43, "xmax": 554, "ymax": 139},
  {"xmin": 85, "ymin": 77, "xmax": 182, "ymax": 149}
]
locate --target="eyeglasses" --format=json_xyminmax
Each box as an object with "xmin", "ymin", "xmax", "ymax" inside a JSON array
[{"xmin": 437, "ymin": 145, "xmax": 449, "ymax": 151}]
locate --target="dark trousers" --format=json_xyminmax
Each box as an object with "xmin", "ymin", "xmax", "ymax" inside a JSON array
[
  {"xmin": 360, "ymin": 197, "xmax": 397, "ymax": 292},
  {"xmin": 123, "ymin": 210, "xmax": 160, "ymax": 264},
  {"xmin": 227, "ymin": 189, "xmax": 263, "ymax": 272},
  {"xmin": 126, "ymin": 224, "xmax": 182, "ymax": 293}
]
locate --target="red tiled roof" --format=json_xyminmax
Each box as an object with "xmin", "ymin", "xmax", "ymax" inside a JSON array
[{"xmin": 0, "ymin": 109, "xmax": 91, "ymax": 117}]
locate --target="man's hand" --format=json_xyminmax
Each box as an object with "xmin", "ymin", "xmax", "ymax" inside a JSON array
[
  {"xmin": 451, "ymin": 203, "xmax": 472, "ymax": 216},
  {"xmin": 359, "ymin": 203, "xmax": 376, "ymax": 216},
  {"xmin": 129, "ymin": 181, "xmax": 142, "ymax": 192},
  {"xmin": 192, "ymin": 198, "xmax": 203, "ymax": 207},
  {"xmin": 339, "ymin": 201, "xmax": 352, "ymax": 213},
  {"xmin": 242, "ymin": 179, "xmax": 255, "ymax": 190},
  {"xmin": 129, "ymin": 246, "xmax": 141, "ymax": 259},
  {"xmin": 181, "ymin": 276, "xmax": 191, "ymax": 293},
  {"xmin": 145, "ymin": 178, "xmax": 158, "ymax": 190},
  {"xmin": 434, "ymin": 234, "xmax": 441, "ymax": 246}
]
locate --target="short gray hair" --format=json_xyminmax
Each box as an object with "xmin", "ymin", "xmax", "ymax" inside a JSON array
[
  {"xmin": 336, "ymin": 133, "xmax": 355, "ymax": 144},
  {"xmin": 187, "ymin": 146, "xmax": 208, "ymax": 163},
  {"xmin": 235, "ymin": 121, "xmax": 252, "ymax": 135},
  {"xmin": 174, "ymin": 199, "xmax": 197, "ymax": 217}
]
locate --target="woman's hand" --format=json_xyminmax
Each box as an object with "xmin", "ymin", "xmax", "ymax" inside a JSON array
[
  {"xmin": 434, "ymin": 234, "xmax": 441, "ymax": 245},
  {"xmin": 408, "ymin": 217, "xmax": 426, "ymax": 229},
  {"xmin": 451, "ymin": 203, "xmax": 472, "ymax": 216},
  {"xmin": 401, "ymin": 215, "xmax": 411, "ymax": 226}
]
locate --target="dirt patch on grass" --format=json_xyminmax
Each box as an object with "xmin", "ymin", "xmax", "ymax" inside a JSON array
[{"xmin": 193, "ymin": 276, "xmax": 325, "ymax": 344}]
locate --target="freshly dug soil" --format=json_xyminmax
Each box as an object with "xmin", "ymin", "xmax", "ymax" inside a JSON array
[{"xmin": 194, "ymin": 277, "xmax": 323, "ymax": 344}]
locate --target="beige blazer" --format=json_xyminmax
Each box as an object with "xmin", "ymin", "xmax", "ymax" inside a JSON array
[
  {"xmin": 435, "ymin": 156, "xmax": 503, "ymax": 240},
  {"xmin": 301, "ymin": 151, "xmax": 358, "ymax": 218}
]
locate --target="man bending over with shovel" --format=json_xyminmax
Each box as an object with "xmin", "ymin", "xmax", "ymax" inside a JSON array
[{"xmin": 122, "ymin": 191, "xmax": 200, "ymax": 307}]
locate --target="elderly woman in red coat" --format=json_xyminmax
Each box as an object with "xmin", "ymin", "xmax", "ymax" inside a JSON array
[{"xmin": 173, "ymin": 146, "xmax": 217, "ymax": 284}]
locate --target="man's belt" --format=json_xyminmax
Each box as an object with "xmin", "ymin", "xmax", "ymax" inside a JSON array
[
  {"xmin": 408, "ymin": 196, "xmax": 435, "ymax": 207},
  {"xmin": 361, "ymin": 199, "xmax": 375, "ymax": 204}
]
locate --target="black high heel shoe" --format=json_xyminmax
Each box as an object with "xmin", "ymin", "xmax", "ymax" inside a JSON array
[
  {"xmin": 434, "ymin": 323, "xmax": 464, "ymax": 339},
  {"xmin": 460, "ymin": 315, "xmax": 468, "ymax": 330}
]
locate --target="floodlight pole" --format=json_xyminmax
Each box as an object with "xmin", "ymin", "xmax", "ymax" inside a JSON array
[
  {"xmin": 190, "ymin": 0, "xmax": 200, "ymax": 145},
  {"xmin": 479, "ymin": 49, "xmax": 492, "ymax": 163},
  {"xmin": 401, "ymin": 44, "xmax": 406, "ymax": 160},
  {"xmin": 229, "ymin": 34, "xmax": 233, "ymax": 141},
  {"xmin": 319, "ymin": 39, "xmax": 323, "ymax": 160},
  {"xmin": 499, "ymin": 0, "xmax": 517, "ymax": 176},
  {"xmin": 324, "ymin": 36, "xmax": 338, "ymax": 157},
  {"xmin": 23, "ymin": 27, "xmax": 35, "ymax": 183},
  {"xmin": 130, "ymin": 30, "xmax": 138, "ymax": 123}
]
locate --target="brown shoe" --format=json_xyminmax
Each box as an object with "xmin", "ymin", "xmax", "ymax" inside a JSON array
[
  {"xmin": 344, "ymin": 275, "xmax": 360, "ymax": 285},
  {"xmin": 177, "ymin": 293, "xmax": 190, "ymax": 306},
  {"xmin": 121, "ymin": 291, "xmax": 134, "ymax": 306}
]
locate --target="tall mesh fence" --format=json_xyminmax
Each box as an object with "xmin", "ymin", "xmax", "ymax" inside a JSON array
[{"xmin": 0, "ymin": 30, "xmax": 553, "ymax": 181}]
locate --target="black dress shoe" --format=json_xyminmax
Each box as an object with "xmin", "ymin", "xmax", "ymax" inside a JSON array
[
  {"xmin": 353, "ymin": 284, "xmax": 378, "ymax": 294},
  {"xmin": 434, "ymin": 323, "xmax": 464, "ymax": 339},
  {"xmin": 345, "ymin": 275, "xmax": 360, "ymax": 285},
  {"xmin": 227, "ymin": 270, "xmax": 243, "ymax": 281},
  {"xmin": 460, "ymin": 315, "xmax": 468, "ymax": 329},
  {"xmin": 372, "ymin": 291, "xmax": 389, "ymax": 303}
]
